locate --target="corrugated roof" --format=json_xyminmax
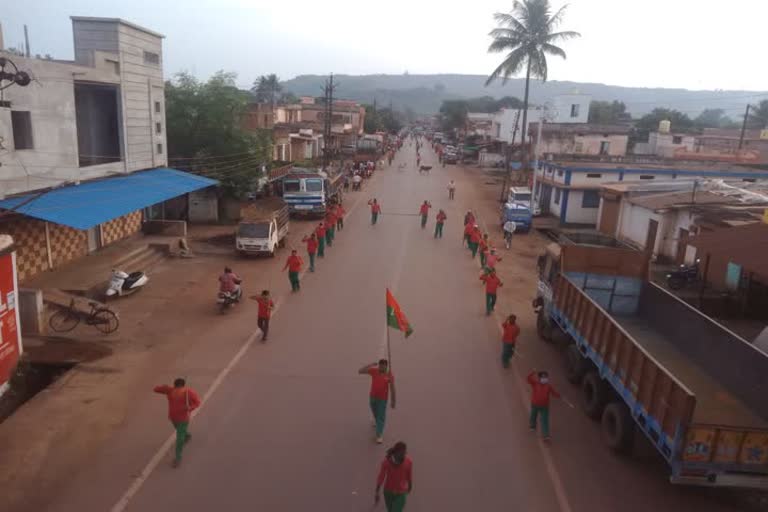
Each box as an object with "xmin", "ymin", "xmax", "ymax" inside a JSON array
[
  {"xmin": 0, "ymin": 168, "xmax": 217, "ymax": 230},
  {"xmin": 627, "ymin": 190, "xmax": 730, "ymax": 210}
]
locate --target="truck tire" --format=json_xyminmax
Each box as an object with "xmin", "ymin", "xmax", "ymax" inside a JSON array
[
  {"xmin": 550, "ymin": 326, "xmax": 569, "ymax": 345},
  {"xmin": 536, "ymin": 310, "xmax": 553, "ymax": 342},
  {"xmin": 602, "ymin": 402, "xmax": 635, "ymax": 453},
  {"xmin": 582, "ymin": 371, "xmax": 610, "ymax": 419},
  {"xmin": 269, "ymin": 250, "xmax": 276, "ymax": 258},
  {"xmin": 278, "ymin": 238, "xmax": 286, "ymax": 249},
  {"xmin": 564, "ymin": 344, "xmax": 588, "ymax": 385}
]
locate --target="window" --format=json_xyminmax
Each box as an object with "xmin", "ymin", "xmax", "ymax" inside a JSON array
[
  {"xmin": 74, "ymin": 83, "xmax": 121, "ymax": 166},
  {"xmin": 155, "ymin": 122, "xmax": 162, "ymax": 134},
  {"xmin": 554, "ymin": 188, "xmax": 561, "ymax": 205},
  {"xmin": 574, "ymin": 142, "xmax": 584, "ymax": 153},
  {"xmin": 639, "ymin": 175, "xmax": 655, "ymax": 180},
  {"xmin": 672, "ymin": 135, "xmax": 683, "ymax": 144},
  {"xmin": 283, "ymin": 180, "xmax": 300, "ymax": 193},
  {"xmin": 557, "ymin": 169, "xmax": 564, "ymax": 177},
  {"xmin": 599, "ymin": 141, "xmax": 610, "ymax": 155},
  {"xmin": 11, "ymin": 111, "xmax": 33, "ymax": 149},
  {"xmin": 155, "ymin": 101, "xmax": 161, "ymax": 114},
  {"xmin": 143, "ymin": 51, "xmax": 160, "ymax": 65},
  {"xmin": 581, "ymin": 190, "xmax": 600, "ymax": 209},
  {"xmin": 586, "ymin": 173, "xmax": 602, "ymax": 178},
  {"xmin": 156, "ymin": 143, "xmax": 163, "ymax": 154},
  {"xmin": 570, "ymin": 104, "xmax": 580, "ymax": 118},
  {"xmin": 305, "ymin": 179, "xmax": 323, "ymax": 192}
]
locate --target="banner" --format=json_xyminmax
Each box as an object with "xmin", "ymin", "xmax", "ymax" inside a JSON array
[{"xmin": 0, "ymin": 249, "xmax": 22, "ymax": 398}]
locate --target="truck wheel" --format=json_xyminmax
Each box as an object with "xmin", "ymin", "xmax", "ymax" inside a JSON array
[
  {"xmin": 602, "ymin": 402, "xmax": 635, "ymax": 453},
  {"xmin": 278, "ymin": 239, "xmax": 286, "ymax": 248},
  {"xmin": 582, "ymin": 371, "xmax": 610, "ymax": 419},
  {"xmin": 550, "ymin": 326, "xmax": 569, "ymax": 345},
  {"xmin": 536, "ymin": 310, "xmax": 552, "ymax": 341},
  {"xmin": 269, "ymin": 250, "xmax": 276, "ymax": 258},
  {"xmin": 565, "ymin": 344, "xmax": 588, "ymax": 384}
]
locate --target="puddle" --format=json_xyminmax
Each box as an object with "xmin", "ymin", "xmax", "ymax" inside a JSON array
[{"xmin": 0, "ymin": 361, "xmax": 75, "ymax": 424}]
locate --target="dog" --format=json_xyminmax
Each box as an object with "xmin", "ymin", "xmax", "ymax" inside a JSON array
[{"xmin": 418, "ymin": 165, "xmax": 432, "ymax": 175}]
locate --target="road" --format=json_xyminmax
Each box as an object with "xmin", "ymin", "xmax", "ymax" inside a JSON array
[{"xmin": 44, "ymin": 142, "xmax": 759, "ymax": 512}]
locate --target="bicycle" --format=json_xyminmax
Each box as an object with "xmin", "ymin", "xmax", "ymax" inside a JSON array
[{"xmin": 49, "ymin": 298, "xmax": 120, "ymax": 335}]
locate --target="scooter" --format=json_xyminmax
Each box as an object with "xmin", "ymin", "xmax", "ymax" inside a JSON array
[
  {"xmin": 217, "ymin": 281, "xmax": 243, "ymax": 313},
  {"xmin": 666, "ymin": 259, "xmax": 700, "ymax": 290},
  {"xmin": 106, "ymin": 269, "xmax": 149, "ymax": 298}
]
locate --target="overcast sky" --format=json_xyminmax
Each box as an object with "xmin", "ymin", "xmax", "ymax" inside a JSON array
[{"xmin": 2, "ymin": 0, "xmax": 767, "ymax": 92}]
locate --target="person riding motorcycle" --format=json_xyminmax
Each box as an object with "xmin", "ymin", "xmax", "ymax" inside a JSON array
[
  {"xmin": 218, "ymin": 267, "xmax": 242, "ymax": 302},
  {"xmin": 503, "ymin": 221, "xmax": 517, "ymax": 249}
]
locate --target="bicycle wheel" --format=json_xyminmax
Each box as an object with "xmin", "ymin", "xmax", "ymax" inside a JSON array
[
  {"xmin": 49, "ymin": 309, "xmax": 80, "ymax": 332},
  {"xmin": 92, "ymin": 309, "xmax": 119, "ymax": 334}
]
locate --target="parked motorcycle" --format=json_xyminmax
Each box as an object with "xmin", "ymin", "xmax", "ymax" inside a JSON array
[
  {"xmin": 217, "ymin": 280, "xmax": 243, "ymax": 313},
  {"xmin": 106, "ymin": 269, "xmax": 149, "ymax": 298},
  {"xmin": 666, "ymin": 259, "xmax": 700, "ymax": 290}
]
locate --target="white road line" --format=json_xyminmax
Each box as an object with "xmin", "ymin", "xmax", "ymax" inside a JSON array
[{"xmin": 111, "ymin": 184, "xmax": 371, "ymax": 512}]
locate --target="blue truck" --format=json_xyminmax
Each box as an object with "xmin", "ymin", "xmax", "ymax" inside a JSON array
[
  {"xmin": 500, "ymin": 202, "xmax": 532, "ymax": 233},
  {"xmin": 281, "ymin": 168, "xmax": 343, "ymax": 217}
]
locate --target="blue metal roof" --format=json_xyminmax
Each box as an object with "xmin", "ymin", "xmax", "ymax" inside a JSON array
[{"xmin": 0, "ymin": 168, "xmax": 218, "ymax": 230}]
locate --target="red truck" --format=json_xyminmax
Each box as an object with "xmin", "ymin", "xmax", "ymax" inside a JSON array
[{"xmin": 534, "ymin": 232, "xmax": 768, "ymax": 489}]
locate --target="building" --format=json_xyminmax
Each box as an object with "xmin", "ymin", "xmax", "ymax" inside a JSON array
[
  {"xmin": 490, "ymin": 94, "xmax": 592, "ymax": 145},
  {"xmin": 466, "ymin": 113, "xmax": 495, "ymax": 138},
  {"xmin": 533, "ymin": 161, "xmax": 768, "ymax": 226},
  {"xmin": 530, "ymin": 123, "xmax": 630, "ymax": 158},
  {"xmin": 694, "ymin": 128, "xmax": 768, "ymax": 164},
  {"xmin": 596, "ymin": 180, "xmax": 768, "ymax": 263},
  {"xmin": 0, "ymin": 17, "xmax": 217, "ymax": 282},
  {"xmin": 633, "ymin": 130, "xmax": 696, "ymax": 158}
]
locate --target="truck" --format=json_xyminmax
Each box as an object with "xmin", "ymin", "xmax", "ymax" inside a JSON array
[
  {"xmin": 281, "ymin": 168, "xmax": 343, "ymax": 217},
  {"xmin": 534, "ymin": 232, "xmax": 768, "ymax": 489},
  {"xmin": 500, "ymin": 202, "xmax": 532, "ymax": 233},
  {"xmin": 235, "ymin": 198, "xmax": 290, "ymax": 257}
]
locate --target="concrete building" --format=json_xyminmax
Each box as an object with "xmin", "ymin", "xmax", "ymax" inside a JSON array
[
  {"xmin": 533, "ymin": 161, "xmax": 768, "ymax": 227},
  {"xmin": 491, "ymin": 93, "xmax": 592, "ymax": 144},
  {"xmin": 0, "ymin": 18, "xmax": 217, "ymax": 282},
  {"xmin": 466, "ymin": 113, "xmax": 494, "ymax": 138},
  {"xmin": 694, "ymin": 128, "xmax": 768, "ymax": 164},
  {"xmin": 633, "ymin": 131, "xmax": 696, "ymax": 158},
  {"xmin": 530, "ymin": 123, "xmax": 630, "ymax": 158}
]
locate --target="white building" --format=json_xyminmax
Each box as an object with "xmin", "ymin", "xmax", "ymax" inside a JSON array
[
  {"xmin": 633, "ymin": 131, "xmax": 696, "ymax": 158},
  {"xmin": 491, "ymin": 93, "xmax": 592, "ymax": 144}
]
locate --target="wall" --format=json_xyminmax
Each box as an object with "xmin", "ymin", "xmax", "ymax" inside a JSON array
[
  {"xmin": 564, "ymin": 190, "xmax": 601, "ymax": 224},
  {"xmin": 539, "ymin": 133, "xmax": 629, "ymax": 158},
  {"xmin": 617, "ymin": 202, "xmax": 660, "ymax": 251},
  {"xmin": 492, "ymin": 108, "xmax": 542, "ymax": 143},
  {"xmin": 100, "ymin": 210, "xmax": 143, "ymax": 245},
  {"xmin": 550, "ymin": 94, "xmax": 590, "ymax": 123},
  {"xmin": 188, "ymin": 189, "xmax": 219, "ymax": 223}
]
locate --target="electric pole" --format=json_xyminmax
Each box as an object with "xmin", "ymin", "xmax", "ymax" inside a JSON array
[
  {"xmin": 738, "ymin": 104, "xmax": 751, "ymax": 150},
  {"xmin": 321, "ymin": 73, "xmax": 338, "ymax": 172}
]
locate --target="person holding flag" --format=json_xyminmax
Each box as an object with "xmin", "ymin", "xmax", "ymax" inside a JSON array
[
  {"xmin": 418, "ymin": 200, "xmax": 431, "ymax": 229},
  {"xmin": 358, "ymin": 359, "xmax": 396, "ymax": 444}
]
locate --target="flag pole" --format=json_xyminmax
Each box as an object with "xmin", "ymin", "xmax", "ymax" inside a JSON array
[{"xmin": 386, "ymin": 322, "xmax": 392, "ymax": 371}]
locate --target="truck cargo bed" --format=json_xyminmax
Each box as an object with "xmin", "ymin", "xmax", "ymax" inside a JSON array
[{"xmin": 617, "ymin": 317, "xmax": 768, "ymax": 429}]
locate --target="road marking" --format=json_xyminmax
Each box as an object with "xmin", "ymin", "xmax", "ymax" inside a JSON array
[{"xmin": 111, "ymin": 181, "xmax": 373, "ymax": 512}]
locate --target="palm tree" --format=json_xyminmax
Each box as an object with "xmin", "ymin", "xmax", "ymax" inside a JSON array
[
  {"xmin": 485, "ymin": 0, "xmax": 580, "ymax": 166},
  {"xmin": 252, "ymin": 74, "xmax": 283, "ymax": 107},
  {"xmin": 747, "ymin": 100, "xmax": 768, "ymax": 129}
]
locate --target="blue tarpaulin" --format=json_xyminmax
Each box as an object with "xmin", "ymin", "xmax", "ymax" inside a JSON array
[{"xmin": 0, "ymin": 168, "xmax": 218, "ymax": 230}]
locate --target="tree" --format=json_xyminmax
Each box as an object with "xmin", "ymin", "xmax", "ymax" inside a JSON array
[
  {"xmin": 747, "ymin": 100, "xmax": 768, "ymax": 129},
  {"xmin": 694, "ymin": 108, "xmax": 737, "ymax": 129},
  {"xmin": 635, "ymin": 108, "xmax": 694, "ymax": 134},
  {"xmin": 166, "ymin": 71, "xmax": 272, "ymax": 198},
  {"xmin": 588, "ymin": 100, "xmax": 630, "ymax": 124},
  {"xmin": 363, "ymin": 105, "xmax": 403, "ymax": 133},
  {"xmin": 252, "ymin": 74, "xmax": 283, "ymax": 107},
  {"xmin": 279, "ymin": 91, "xmax": 299, "ymax": 105},
  {"xmin": 485, "ymin": 0, "xmax": 579, "ymax": 166},
  {"xmin": 438, "ymin": 100, "xmax": 469, "ymax": 132}
]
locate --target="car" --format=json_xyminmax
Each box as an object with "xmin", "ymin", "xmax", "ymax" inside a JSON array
[{"xmin": 443, "ymin": 152, "xmax": 458, "ymax": 164}]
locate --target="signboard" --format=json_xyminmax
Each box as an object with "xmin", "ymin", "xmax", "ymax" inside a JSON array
[
  {"xmin": 0, "ymin": 250, "xmax": 22, "ymax": 398},
  {"xmin": 763, "ymin": 208, "xmax": 768, "ymax": 224}
]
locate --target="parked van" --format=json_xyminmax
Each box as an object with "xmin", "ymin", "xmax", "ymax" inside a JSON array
[{"xmin": 507, "ymin": 186, "xmax": 540, "ymax": 216}]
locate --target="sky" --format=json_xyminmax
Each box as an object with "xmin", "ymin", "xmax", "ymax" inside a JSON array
[{"xmin": 2, "ymin": 0, "xmax": 767, "ymax": 92}]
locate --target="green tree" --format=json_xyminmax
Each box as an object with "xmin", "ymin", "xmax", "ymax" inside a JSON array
[
  {"xmin": 747, "ymin": 100, "xmax": 768, "ymax": 129},
  {"xmin": 485, "ymin": 0, "xmax": 579, "ymax": 165},
  {"xmin": 588, "ymin": 100, "xmax": 630, "ymax": 124},
  {"xmin": 252, "ymin": 74, "xmax": 283, "ymax": 107},
  {"xmin": 694, "ymin": 108, "xmax": 737, "ymax": 129},
  {"xmin": 166, "ymin": 71, "xmax": 272, "ymax": 198},
  {"xmin": 635, "ymin": 108, "xmax": 694, "ymax": 134},
  {"xmin": 279, "ymin": 91, "xmax": 299, "ymax": 105},
  {"xmin": 439, "ymin": 100, "xmax": 469, "ymax": 132},
  {"xmin": 363, "ymin": 105, "xmax": 403, "ymax": 133}
]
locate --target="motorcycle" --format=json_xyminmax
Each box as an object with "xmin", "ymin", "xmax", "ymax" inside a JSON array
[
  {"xmin": 106, "ymin": 269, "xmax": 149, "ymax": 298},
  {"xmin": 217, "ymin": 280, "xmax": 243, "ymax": 313},
  {"xmin": 666, "ymin": 259, "xmax": 700, "ymax": 290}
]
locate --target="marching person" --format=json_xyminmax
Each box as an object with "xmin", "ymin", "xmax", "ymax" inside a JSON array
[
  {"xmin": 369, "ymin": 198, "xmax": 382, "ymax": 225},
  {"xmin": 282, "ymin": 249, "xmax": 304, "ymax": 292},
  {"xmin": 464, "ymin": 210, "xmax": 475, "ymax": 227},
  {"xmin": 153, "ymin": 378, "xmax": 201, "ymax": 468},
  {"xmin": 479, "ymin": 233, "xmax": 490, "ymax": 268},
  {"xmin": 325, "ymin": 209, "xmax": 336, "ymax": 247},
  {"xmin": 480, "ymin": 268, "xmax": 503, "ymax": 315},
  {"xmin": 302, "ymin": 232, "xmax": 319, "ymax": 272},
  {"xmin": 434, "ymin": 209, "xmax": 447, "ymax": 238},
  {"xmin": 486, "ymin": 247, "xmax": 502, "ymax": 271},
  {"xmin": 358, "ymin": 359, "xmax": 396, "ymax": 444},
  {"xmin": 336, "ymin": 203, "xmax": 346, "ymax": 231},
  {"xmin": 375, "ymin": 441, "xmax": 413, "ymax": 512},
  {"xmin": 447, "ymin": 180, "xmax": 456, "ymax": 200},
  {"xmin": 252, "ymin": 290, "xmax": 274, "ymax": 341},
  {"xmin": 468, "ymin": 225, "xmax": 482, "ymax": 258},
  {"xmin": 527, "ymin": 370, "xmax": 561, "ymax": 441},
  {"xmin": 418, "ymin": 200, "xmax": 431, "ymax": 229},
  {"xmin": 501, "ymin": 314, "xmax": 520, "ymax": 368},
  {"xmin": 315, "ymin": 222, "xmax": 327, "ymax": 258}
]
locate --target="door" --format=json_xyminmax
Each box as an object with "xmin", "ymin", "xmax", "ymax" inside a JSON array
[
  {"xmin": 676, "ymin": 228, "xmax": 689, "ymax": 264},
  {"xmin": 645, "ymin": 219, "xmax": 659, "ymax": 256},
  {"xmin": 86, "ymin": 226, "xmax": 101, "ymax": 253},
  {"xmin": 540, "ymin": 185, "xmax": 552, "ymax": 215}
]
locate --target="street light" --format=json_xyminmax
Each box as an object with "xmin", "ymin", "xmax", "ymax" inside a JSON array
[{"xmin": 0, "ymin": 56, "xmax": 32, "ymax": 92}]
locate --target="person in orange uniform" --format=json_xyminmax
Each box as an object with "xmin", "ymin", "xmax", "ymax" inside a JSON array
[
  {"xmin": 501, "ymin": 314, "xmax": 520, "ymax": 368},
  {"xmin": 434, "ymin": 209, "xmax": 447, "ymax": 238},
  {"xmin": 369, "ymin": 199, "xmax": 382, "ymax": 225},
  {"xmin": 251, "ymin": 289, "xmax": 274, "ymax": 341},
  {"xmin": 418, "ymin": 200, "xmax": 431, "ymax": 229},
  {"xmin": 463, "ymin": 220, "xmax": 474, "ymax": 247},
  {"xmin": 478, "ymin": 233, "xmax": 490, "ymax": 267},
  {"xmin": 325, "ymin": 209, "xmax": 336, "ymax": 247},
  {"xmin": 302, "ymin": 233, "xmax": 319, "ymax": 272},
  {"xmin": 283, "ymin": 249, "xmax": 304, "ymax": 292},
  {"xmin": 153, "ymin": 378, "xmax": 202, "ymax": 467},
  {"xmin": 479, "ymin": 268, "xmax": 503, "ymax": 315},
  {"xmin": 336, "ymin": 203, "xmax": 346, "ymax": 231},
  {"xmin": 315, "ymin": 222, "xmax": 326, "ymax": 258},
  {"xmin": 485, "ymin": 247, "xmax": 502, "ymax": 271},
  {"xmin": 468, "ymin": 225, "xmax": 482, "ymax": 258},
  {"xmin": 358, "ymin": 358, "xmax": 396, "ymax": 444},
  {"xmin": 375, "ymin": 441, "xmax": 413, "ymax": 512},
  {"xmin": 527, "ymin": 370, "xmax": 561, "ymax": 441}
]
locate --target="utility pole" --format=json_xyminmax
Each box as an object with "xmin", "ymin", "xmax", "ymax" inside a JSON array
[
  {"xmin": 500, "ymin": 109, "xmax": 522, "ymax": 202},
  {"xmin": 23, "ymin": 25, "xmax": 30, "ymax": 57},
  {"xmin": 321, "ymin": 73, "xmax": 338, "ymax": 172},
  {"xmin": 738, "ymin": 104, "xmax": 751, "ymax": 150}
]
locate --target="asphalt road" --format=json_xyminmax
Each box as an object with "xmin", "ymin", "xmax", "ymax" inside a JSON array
[{"xmin": 44, "ymin": 142, "xmax": 760, "ymax": 512}]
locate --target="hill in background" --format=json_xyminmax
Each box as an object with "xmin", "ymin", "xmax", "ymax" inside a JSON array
[{"xmin": 282, "ymin": 74, "xmax": 765, "ymax": 117}]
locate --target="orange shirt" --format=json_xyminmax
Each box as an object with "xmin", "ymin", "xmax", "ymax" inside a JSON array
[
  {"xmin": 419, "ymin": 203, "xmax": 431, "ymax": 215},
  {"xmin": 370, "ymin": 203, "xmax": 382, "ymax": 213},
  {"xmin": 480, "ymin": 273, "xmax": 503, "ymax": 294},
  {"xmin": 153, "ymin": 385, "xmax": 201, "ymax": 423},
  {"xmin": 436, "ymin": 212, "xmax": 447, "ymax": 224},
  {"xmin": 284, "ymin": 254, "xmax": 303, "ymax": 272},
  {"xmin": 502, "ymin": 321, "xmax": 520, "ymax": 344},
  {"xmin": 257, "ymin": 298, "xmax": 274, "ymax": 319},
  {"xmin": 367, "ymin": 367, "xmax": 394, "ymax": 400}
]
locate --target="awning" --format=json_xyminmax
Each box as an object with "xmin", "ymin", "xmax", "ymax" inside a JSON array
[{"xmin": 0, "ymin": 168, "xmax": 218, "ymax": 230}]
